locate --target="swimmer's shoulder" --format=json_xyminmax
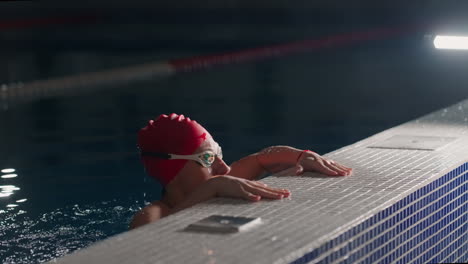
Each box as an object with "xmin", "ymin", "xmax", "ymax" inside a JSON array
[{"xmin": 129, "ymin": 201, "xmax": 171, "ymax": 229}]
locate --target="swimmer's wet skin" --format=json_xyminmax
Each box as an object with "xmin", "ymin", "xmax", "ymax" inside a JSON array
[{"xmin": 130, "ymin": 113, "xmax": 352, "ymax": 229}]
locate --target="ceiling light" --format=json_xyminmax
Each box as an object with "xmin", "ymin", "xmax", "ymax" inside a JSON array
[{"xmin": 434, "ymin": 35, "xmax": 468, "ymax": 50}]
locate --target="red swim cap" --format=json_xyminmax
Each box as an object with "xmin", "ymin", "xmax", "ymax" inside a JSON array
[{"xmin": 137, "ymin": 113, "xmax": 211, "ymax": 185}]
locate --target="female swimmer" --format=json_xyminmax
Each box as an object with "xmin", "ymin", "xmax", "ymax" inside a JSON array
[{"xmin": 130, "ymin": 113, "xmax": 352, "ymax": 229}]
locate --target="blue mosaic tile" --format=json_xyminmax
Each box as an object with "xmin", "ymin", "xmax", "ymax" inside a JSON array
[
  {"xmin": 331, "ymin": 183, "xmax": 465, "ymax": 263},
  {"xmin": 426, "ymin": 225, "xmax": 466, "ymax": 263},
  {"xmin": 293, "ymin": 163, "xmax": 467, "ymax": 264}
]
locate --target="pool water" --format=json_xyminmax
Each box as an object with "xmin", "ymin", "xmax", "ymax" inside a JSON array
[{"xmin": 1, "ymin": 35, "xmax": 468, "ymax": 263}]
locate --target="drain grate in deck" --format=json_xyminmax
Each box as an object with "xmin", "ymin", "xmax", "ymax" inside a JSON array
[{"xmin": 368, "ymin": 135, "xmax": 457, "ymax": 151}]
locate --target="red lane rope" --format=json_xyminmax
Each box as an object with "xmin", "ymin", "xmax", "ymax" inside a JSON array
[{"xmin": 169, "ymin": 24, "xmax": 426, "ymax": 73}]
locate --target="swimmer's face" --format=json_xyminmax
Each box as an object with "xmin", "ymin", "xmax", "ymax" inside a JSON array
[{"xmin": 174, "ymin": 138, "xmax": 231, "ymax": 191}]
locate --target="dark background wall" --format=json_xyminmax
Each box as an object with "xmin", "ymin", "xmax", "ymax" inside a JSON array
[
  {"xmin": 1, "ymin": 1, "xmax": 467, "ymax": 179},
  {"xmin": 1, "ymin": 1, "xmax": 468, "ymax": 81}
]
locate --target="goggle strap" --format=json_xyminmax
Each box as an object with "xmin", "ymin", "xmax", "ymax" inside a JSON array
[{"xmin": 140, "ymin": 152, "xmax": 171, "ymax": 159}]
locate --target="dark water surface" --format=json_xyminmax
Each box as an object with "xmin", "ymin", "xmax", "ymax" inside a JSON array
[{"xmin": 1, "ymin": 35, "xmax": 468, "ymax": 263}]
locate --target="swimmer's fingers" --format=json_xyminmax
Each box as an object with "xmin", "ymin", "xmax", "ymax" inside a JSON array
[
  {"xmin": 243, "ymin": 182, "xmax": 289, "ymax": 200},
  {"xmin": 236, "ymin": 185, "xmax": 262, "ymax": 202},
  {"xmin": 330, "ymin": 161, "xmax": 353, "ymax": 175},
  {"xmin": 212, "ymin": 179, "xmax": 259, "ymax": 201},
  {"xmin": 248, "ymin": 181, "xmax": 290, "ymax": 197},
  {"xmin": 249, "ymin": 180, "xmax": 283, "ymax": 190},
  {"xmin": 323, "ymin": 160, "xmax": 349, "ymax": 176},
  {"xmin": 250, "ymin": 181, "xmax": 268, "ymax": 187},
  {"xmin": 311, "ymin": 159, "xmax": 340, "ymax": 176},
  {"xmin": 297, "ymin": 152, "xmax": 335, "ymax": 175},
  {"xmin": 299, "ymin": 151, "xmax": 352, "ymax": 177},
  {"xmin": 210, "ymin": 176, "xmax": 283, "ymax": 202}
]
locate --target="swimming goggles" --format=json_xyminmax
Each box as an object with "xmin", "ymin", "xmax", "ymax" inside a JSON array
[{"xmin": 140, "ymin": 145, "xmax": 223, "ymax": 168}]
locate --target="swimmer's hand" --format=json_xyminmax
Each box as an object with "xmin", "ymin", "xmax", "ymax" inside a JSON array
[
  {"xmin": 170, "ymin": 176, "xmax": 290, "ymax": 214},
  {"xmin": 295, "ymin": 151, "xmax": 352, "ymax": 176},
  {"xmin": 208, "ymin": 175, "xmax": 290, "ymax": 202}
]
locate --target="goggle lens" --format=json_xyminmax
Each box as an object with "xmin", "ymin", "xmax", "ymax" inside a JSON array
[
  {"xmin": 198, "ymin": 146, "xmax": 222, "ymax": 167},
  {"xmin": 199, "ymin": 152, "xmax": 216, "ymax": 167}
]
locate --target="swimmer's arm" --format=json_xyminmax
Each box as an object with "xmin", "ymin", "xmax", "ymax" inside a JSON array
[
  {"xmin": 229, "ymin": 146, "xmax": 301, "ymax": 180},
  {"xmin": 229, "ymin": 154, "xmax": 266, "ymax": 180},
  {"xmin": 230, "ymin": 146, "xmax": 353, "ymax": 179},
  {"xmin": 255, "ymin": 145, "xmax": 304, "ymax": 175}
]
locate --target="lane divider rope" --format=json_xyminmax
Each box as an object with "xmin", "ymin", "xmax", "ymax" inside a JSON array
[{"xmin": 0, "ymin": 23, "xmax": 424, "ymax": 107}]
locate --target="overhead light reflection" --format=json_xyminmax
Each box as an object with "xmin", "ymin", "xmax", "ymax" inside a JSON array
[
  {"xmin": 6, "ymin": 204, "xmax": 18, "ymax": 208},
  {"xmin": 1, "ymin": 174, "xmax": 18, "ymax": 179},
  {"xmin": 0, "ymin": 185, "xmax": 20, "ymax": 198},
  {"xmin": 1, "ymin": 168, "xmax": 15, "ymax": 173},
  {"xmin": 434, "ymin": 35, "xmax": 468, "ymax": 50},
  {"xmin": 16, "ymin": 198, "xmax": 27, "ymax": 203},
  {"xmin": 0, "ymin": 185, "xmax": 20, "ymax": 191}
]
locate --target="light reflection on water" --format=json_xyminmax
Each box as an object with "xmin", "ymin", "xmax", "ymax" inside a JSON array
[
  {"xmin": 1, "ymin": 174, "xmax": 18, "ymax": 178},
  {"xmin": 0, "ymin": 185, "xmax": 20, "ymax": 198},
  {"xmin": 0, "ymin": 186, "xmax": 20, "ymax": 192},
  {"xmin": 0, "ymin": 165, "xmax": 144, "ymax": 262},
  {"xmin": 0, "ymin": 185, "xmax": 19, "ymax": 189},
  {"xmin": 0, "ymin": 200, "xmax": 143, "ymax": 263},
  {"xmin": 0, "ymin": 168, "xmax": 22, "ymax": 212}
]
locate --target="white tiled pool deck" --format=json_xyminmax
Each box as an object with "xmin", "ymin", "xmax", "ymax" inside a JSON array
[{"xmin": 53, "ymin": 99, "xmax": 468, "ymax": 264}]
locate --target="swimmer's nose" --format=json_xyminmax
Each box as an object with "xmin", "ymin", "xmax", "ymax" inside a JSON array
[{"xmin": 212, "ymin": 157, "xmax": 231, "ymax": 175}]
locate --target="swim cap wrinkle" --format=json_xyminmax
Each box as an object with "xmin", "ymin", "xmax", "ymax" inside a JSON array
[{"xmin": 138, "ymin": 113, "xmax": 211, "ymax": 185}]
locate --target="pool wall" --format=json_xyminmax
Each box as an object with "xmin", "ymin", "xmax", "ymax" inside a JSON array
[
  {"xmin": 291, "ymin": 163, "xmax": 466, "ymax": 264},
  {"xmin": 52, "ymin": 99, "xmax": 468, "ymax": 264}
]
